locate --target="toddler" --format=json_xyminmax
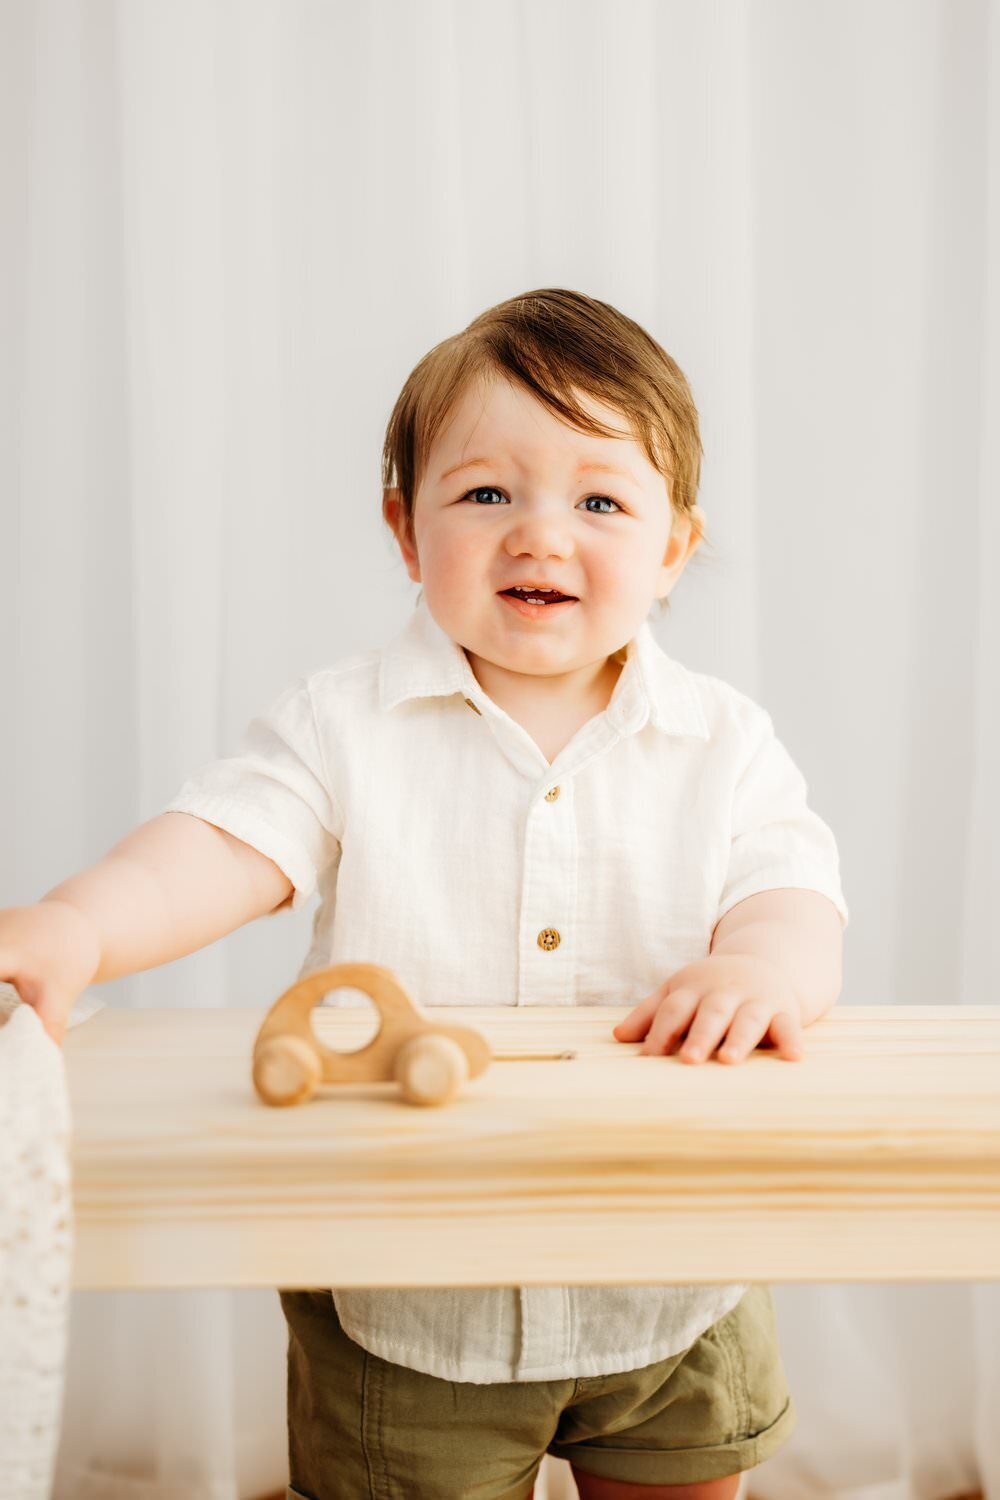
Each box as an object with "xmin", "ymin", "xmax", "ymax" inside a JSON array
[{"xmin": 2, "ymin": 288, "xmax": 847, "ymax": 1500}]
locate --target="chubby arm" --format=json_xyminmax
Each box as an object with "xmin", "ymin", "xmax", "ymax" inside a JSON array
[
  {"xmin": 613, "ymin": 887, "xmax": 844, "ymax": 1064},
  {"xmin": 43, "ymin": 811, "xmax": 294, "ymax": 983},
  {"xmin": 1, "ymin": 812, "xmax": 293, "ymax": 1044}
]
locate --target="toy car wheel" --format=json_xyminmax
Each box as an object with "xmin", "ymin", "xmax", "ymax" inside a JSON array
[
  {"xmin": 253, "ymin": 1034, "xmax": 321, "ymax": 1107},
  {"xmin": 393, "ymin": 1032, "xmax": 469, "ymax": 1106}
]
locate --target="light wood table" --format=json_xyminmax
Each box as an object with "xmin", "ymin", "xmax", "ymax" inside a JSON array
[{"xmin": 64, "ymin": 1004, "xmax": 1000, "ymax": 1290}]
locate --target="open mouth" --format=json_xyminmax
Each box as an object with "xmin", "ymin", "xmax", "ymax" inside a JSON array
[
  {"xmin": 499, "ymin": 587, "xmax": 577, "ymax": 605},
  {"xmin": 498, "ymin": 587, "xmax": 578, "ymax": 618}
]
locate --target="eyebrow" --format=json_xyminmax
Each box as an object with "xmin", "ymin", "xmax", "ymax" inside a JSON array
[{"xmin": 438, "ymin": 456, "xmax": 643, "ymax": 487}]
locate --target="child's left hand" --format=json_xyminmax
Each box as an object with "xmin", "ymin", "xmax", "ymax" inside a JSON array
[{"xmin": 612, "ymin": 955, "xmax": 803, "ymax": 1063}]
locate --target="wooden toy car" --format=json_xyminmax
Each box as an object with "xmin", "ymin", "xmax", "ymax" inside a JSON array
[{"xmin": 252, "ymin": 962, "xmax": 492, "ymax": 1108}]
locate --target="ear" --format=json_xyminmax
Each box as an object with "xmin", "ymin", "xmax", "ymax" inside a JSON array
[
  {"xmin": 654, "ymin": 504, "xmax": 704, "ymax": 601},
  {"xmin": 383, "ymin": 487, "xmax": 421, "ymax": 583}
]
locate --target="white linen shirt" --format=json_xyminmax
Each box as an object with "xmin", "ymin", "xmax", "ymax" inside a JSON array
[{"xmin": 163, "ymin": 594, "xmax": 848, "ymax": 1383}]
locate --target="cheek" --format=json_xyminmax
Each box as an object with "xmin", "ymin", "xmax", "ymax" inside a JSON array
[
  {"xmin": 585, "ymin": 541, "xmax": 665, "ymax": 616},
  {"xmin": 589, "ymin": 541, "xmax": 651, "ymax": 592},
  {"xmin": 418, "ymin": 527, "xmax": 490, "ymax": 601}
]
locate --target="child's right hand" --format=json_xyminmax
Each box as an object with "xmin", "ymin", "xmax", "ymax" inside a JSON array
[{"xmin": 0, "ymin": 900, "xmax": 102, "ymax": 1047}]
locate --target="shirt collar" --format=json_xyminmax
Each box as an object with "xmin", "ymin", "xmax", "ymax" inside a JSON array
[{"xmin": 378, "ymin": 593, "xmax": 709, "ymax": 740}]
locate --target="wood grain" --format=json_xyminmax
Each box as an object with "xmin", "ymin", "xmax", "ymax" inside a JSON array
[{"xmin": 63, "ymin": 1004, "xmax": 1000, "ymax": 1289}]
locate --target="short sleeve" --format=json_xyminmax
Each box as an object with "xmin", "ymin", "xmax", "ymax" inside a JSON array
[
  {"xmin": 716, "ymin": 708, "xmax": 849, "ymax": 932},
  {"xmin": 162, "ymin": 676, "xmax": 343, "ymax": 914}
]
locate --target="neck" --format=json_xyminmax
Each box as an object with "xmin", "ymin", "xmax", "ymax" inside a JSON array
[{"xmin": 464, "ymin": 649, "xmax": 625, "ymax": 724}]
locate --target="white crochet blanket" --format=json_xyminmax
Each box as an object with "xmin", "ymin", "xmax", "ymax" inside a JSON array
[{"xmin": 0, "ymin": 984, "xmax": 75, "ymax": 1500}]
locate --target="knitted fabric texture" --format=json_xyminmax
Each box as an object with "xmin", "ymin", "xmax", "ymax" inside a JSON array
[{"xmin": 0, "ymin": 985, "xmax": 73, "ymax": 1500}]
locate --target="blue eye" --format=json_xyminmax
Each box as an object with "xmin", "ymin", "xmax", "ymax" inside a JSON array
[
  {"xmin": 460, "ymin": 486, "xmax": 622, "ymax": 513},
  {"xmin": 464, "ymin": 487, "xmax": 507, "ymax": 505}
]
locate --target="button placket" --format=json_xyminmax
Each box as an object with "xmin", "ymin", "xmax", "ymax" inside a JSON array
[
  {"xmin": 515, "ymin": 1286, "xmax": 571, "ymax": 1379},
  {"xmin": 517, "ymin": 779, "xmax": 577, "ymax": 1006}
]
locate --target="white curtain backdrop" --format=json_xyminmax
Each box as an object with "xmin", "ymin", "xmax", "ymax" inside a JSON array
[{"xmin": 2, "ymin": 1, "xmax": 998, "ymax": 1497}]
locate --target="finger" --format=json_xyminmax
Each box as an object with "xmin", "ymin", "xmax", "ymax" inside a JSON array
[
  {"xmin": 17, "ymin": 982, "xmax": 68, "ymax": 1048},
  {"xmin": 36, "ymin": 1005, "xmax": 67, "ymax": 1048},
  {"xmin": 716, "ymin": 1003, "xmax": 775, "ymax": 1063},
  {"xmin": 767, "ymin": 1008, "xmax": 804, "ymax": 1061},
  {"xmin": 719, "ymin": 1007, "xmax": 803, "ymax": 1063},
  {"xmin": 613, "ymin": 989, "xmax": 666, "ymax": 1041},
  {"xmin": 638, "ymin": 989, "xmax": 701, "ymax": 1056},
  {"xmin": 676, "ymin": 991, "xmax": 742, "ymax": 1062}
]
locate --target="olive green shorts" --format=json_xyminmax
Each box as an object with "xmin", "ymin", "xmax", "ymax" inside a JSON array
[{"xmin": 278, "ymin": 1283, "xmax": 796, "ymax": 1499}]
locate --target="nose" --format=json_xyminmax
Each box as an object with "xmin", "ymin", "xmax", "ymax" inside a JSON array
[{"xmin": 502, "ymin": 505, "xmax": 574, "ymax": 562}]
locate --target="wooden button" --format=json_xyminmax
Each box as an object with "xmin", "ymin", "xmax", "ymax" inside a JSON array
[
  {"xmin": 537, "ymin": 928, "xmax": 561, "ymax": 951},
  {"xmin": 544, "ymin": 786, "xmax": 561, "ymax": 801}
]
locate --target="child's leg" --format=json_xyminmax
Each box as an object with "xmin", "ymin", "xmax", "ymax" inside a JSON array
[
  {"xmin": 547, "ymin": 1287, "xmax": 793, "ymax": 1497},
  {"xmin": 278, "ymin": 1289, "xmax": 571, "ymax": 1499}
]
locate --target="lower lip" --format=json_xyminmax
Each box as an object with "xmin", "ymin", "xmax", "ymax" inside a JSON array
[{"xmin": 498, "ymin": 592, "xmax": 578, "ymax": 619}]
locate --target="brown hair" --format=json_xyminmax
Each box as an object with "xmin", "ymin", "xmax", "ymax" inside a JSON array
[{"xmin": 381, "ymin": 288, "xmax": 713, "ymax": 604}]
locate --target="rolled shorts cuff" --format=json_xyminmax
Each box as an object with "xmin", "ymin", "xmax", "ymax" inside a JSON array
[{"xmin": 548, "ymin": 1392, "xmax": 798, "ymax": 1487}]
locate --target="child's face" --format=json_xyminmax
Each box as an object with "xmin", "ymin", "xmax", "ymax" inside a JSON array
[{"xmin": 385, "ymin": 373, "xmax": 703, "ymax": 688}]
